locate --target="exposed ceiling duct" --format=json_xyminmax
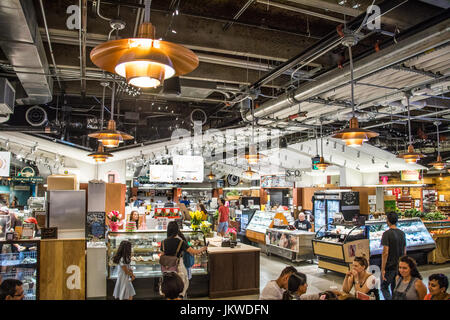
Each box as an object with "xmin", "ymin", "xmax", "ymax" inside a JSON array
[
  {"xmin": 0, "ymin": 0, "xmax": 53, "ymax": 105},
  {"xmin": 244, "ymin": 15, "xmax": 450, "ymax": 123}
]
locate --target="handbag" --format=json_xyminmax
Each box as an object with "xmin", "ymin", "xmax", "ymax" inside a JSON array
[
  {"xmin": 183, "ymin": 250, "xmax": 195, "ymax": 269},
  {"xmin": 160, "ymin": 239, "xmax": 184, "ymax": 273}
]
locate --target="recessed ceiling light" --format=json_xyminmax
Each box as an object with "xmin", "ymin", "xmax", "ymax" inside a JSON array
[{"xmin": 171, "ymin": 29, "xmax": 177, "ymax": 34}]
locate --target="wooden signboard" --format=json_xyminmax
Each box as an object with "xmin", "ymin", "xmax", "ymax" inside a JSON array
[
  {"xmin": 86, "ymin": 212, "xmax": 106, "ymax": 241},
  {"xmin": 41, "ymin": 227, "xmax": 58, "ymax": 239}
]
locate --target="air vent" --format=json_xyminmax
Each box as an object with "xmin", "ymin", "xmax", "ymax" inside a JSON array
[
  {"xmin": 25, "ymin": 106, "xmax": 48, "ymax": 127},
  {"xmin": 0, "ymin": 78, "xmax": 15, "ymax": 115}
]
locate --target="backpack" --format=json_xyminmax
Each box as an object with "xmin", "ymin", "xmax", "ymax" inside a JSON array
[{"xmin": 160, "ymin": 239, "xmax": 183, "ymax": 273}]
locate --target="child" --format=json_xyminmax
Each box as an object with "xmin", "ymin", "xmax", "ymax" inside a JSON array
[
  {"xmin": 112, "ymin": 240, "xmax": 136, "ymax": 300},
  {"xmin": 161, "ymin": 272, "xmax": 184, "ymax": 300}
]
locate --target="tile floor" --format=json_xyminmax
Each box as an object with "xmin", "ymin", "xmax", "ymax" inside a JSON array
[{"xmin": 197, "ymin": 253, "xmax": 450, "ymax": 300}]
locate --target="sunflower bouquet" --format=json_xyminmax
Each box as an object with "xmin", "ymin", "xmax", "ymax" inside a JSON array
[{"xmin": 189, "ymin": 210, "xmax": 205, "ymax": 231}]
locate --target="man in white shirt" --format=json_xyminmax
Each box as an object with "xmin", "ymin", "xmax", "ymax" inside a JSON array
[{"xmin": 260, "ymin": 266, "xmax": 297, "ymax": 300}]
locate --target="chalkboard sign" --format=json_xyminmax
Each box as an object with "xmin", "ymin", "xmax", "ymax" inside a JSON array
[
  {"xmin": 41, "ymin": 227, "xmax": 58, "ymax": 239},
  {"xmin": 86, "ymin": 211, "xmax": 106, "ymax": 241}
]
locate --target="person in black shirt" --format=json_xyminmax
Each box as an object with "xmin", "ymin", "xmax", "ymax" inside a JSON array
[
  {"xmin": 294, "ymin": 213, "xmax": 312, "ymax": 231},
  {"xmin": 380, "ymin": 212, "xmax": 406, "ymax": 300},
  {"xmin": 162, "ymin": 221, "xmax": 207, "ymax": 298},
  {"xmin": 164, "ymin": 196, "xmax": 174, "ymax": 208}
]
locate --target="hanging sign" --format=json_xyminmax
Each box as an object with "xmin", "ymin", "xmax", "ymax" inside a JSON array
[
  {"xmin": 0, "ymin": 152, "xmax": 11, "ymax": 177},
  {"xmin": 401, "ymin": 170, "xmax": 420, "ymax": 181},
  {"xmin": 20, "ymin": 167, "xmax": 35, "ymax": 177}
]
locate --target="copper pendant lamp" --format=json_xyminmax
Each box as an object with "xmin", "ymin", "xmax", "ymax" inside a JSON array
[
  {"xmin": 90, "ymin": 0, "xmax": 198, "ymax": 88},
  {"xmin": 397, "ymin": 96, "xmax": 424, "ymax": 164},
  {"xmin": 243, "ymin": 99, "xmax": 264, "ymax": 164},
  {"xmin": 317, "ymin": 122, "xmax": 330, "ymax": 171},
  {"xmin": 244, "ymin": 166, "xmax": 256, "ymax": 178},
  {"xmin": 332, "ymin": 37, "xmax": 378, "ymax": 146},
  {"xmin": 88, "ymin": 81, "xmax": 133, "ymax": 147},
  {"xmin": 430, "ymin": 121, "xmax": 445, "ymax": 170},
  {"xmin": 207, "ymin": 170, "xmax": 216, "ymax": 180},
  {"xmin": 88, "ymin": 143, "xmax": 113, "ymax": 163}
]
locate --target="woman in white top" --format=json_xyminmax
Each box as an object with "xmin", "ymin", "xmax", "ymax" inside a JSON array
[{"xmin": 342, "ymin": 256, "xmax": 377, "ymax": 298}]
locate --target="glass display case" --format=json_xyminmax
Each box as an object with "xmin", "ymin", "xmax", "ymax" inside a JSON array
[
  {"xmin": 312, "ymin": 222, "xmax": 370, "ymax": 274},
  {"xmin": 106, "ymin": 230, "xmax": 209, "ymax": 299},
  {"xmin": 366, "ymin": 218, "xmax": 435, "ymax": 256},
  {"xmin": 246, "ymin": 211, "xmax": 276, "ymax": 234},
  {"xmin": 0, "ymin": 240, "xmax": 40, "ymax": 300}
]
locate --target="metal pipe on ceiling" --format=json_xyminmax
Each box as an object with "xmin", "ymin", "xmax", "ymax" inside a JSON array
[
  {"xmin": 223, "ymin": 0, "xmax": 255, "ymax": 31},
  {"xmin": 80, "ymin": 0, "xmax": 88, "ymax": 96}
]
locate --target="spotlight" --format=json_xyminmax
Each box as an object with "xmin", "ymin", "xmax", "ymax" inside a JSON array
[{"xmin": 385, "ymin": 162, "xmax": 389, "ymax": 168}]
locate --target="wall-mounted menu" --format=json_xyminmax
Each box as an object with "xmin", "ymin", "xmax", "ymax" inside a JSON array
[
  {"xmin": 149, "ymin": 165, "xmax": 174, "ymax": 182},
  {"xmin": 260, "ymin": 175, "xmax": 294, "ymax": 188},
  {"xmin": 173, "ymin": 156, "xmax": 204, "ymax": 183},
  {"xmin": 86, "ymin": 212, "xmax": 106, "ymax": 241}
]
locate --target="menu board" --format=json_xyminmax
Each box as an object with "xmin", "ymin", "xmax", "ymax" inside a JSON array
[
  {"xmin": 149, "ymin": 165, "xmax": 174, "ymax": 182},
  {"xmin": 173, "ymin": 155, "xmax": 204, "ymax": 183},
  {"xmin": 401, "ymin": 170, "xmax": 420, "ymax": 181},
  {"xmin": 260, "ymin": 175, "xmax": 294, "ymax": 188},
  {"xmin": 86, "ymin": 211, "xmax": 106, "ymax": 241}
]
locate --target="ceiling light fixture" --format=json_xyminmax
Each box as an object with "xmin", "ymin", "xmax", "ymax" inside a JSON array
[
  {"xmin": 332, "ymin": 34, "xmax": 378, "ymax": 147},
  {"xmin": 90, "ymin": 0, "xmax": 198, "ymax": 88},
  {"xmin": 316, "ymin": 122, "xmax": 330, "ymax": 171},
  {"xmin": 207, "ymin": 170, "xmax": 216, "ymax": 180},
  {"xmin": 88, "ymin": 143, "xmax": 113, "ymax": 163},
  {"xmin": 430, "ymin": 121, "xmax": 445, "ymax": 170},
  {"xmin": 397, "ymin": 95, "xmax": 424, "ymax": 164},
  {"xmin": 244, "ymin": 166, "xmax": 256, "ymax": 178},
  {"xmin": 88, "ymin": 81, "xmax": 133, "ymax": 147},
  {"xmin": 243, "ymin": 99, "xmax": 264, "ymax": 164}
]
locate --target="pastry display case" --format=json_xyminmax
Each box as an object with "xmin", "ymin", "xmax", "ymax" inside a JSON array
[
  {"xmin": 265, "ymin": 228, "xmax": 315, "ymax": 262},
  {"xmin": 312, "ymin": 222, "xmax": 369, "ymax": 274},
  {"xmin": 106, "ymin": 230, "xmax": 208, "ymax": 299},
  {"xmin": 0, "ymin": 240, "xmax": 40, "ymax": 300}
]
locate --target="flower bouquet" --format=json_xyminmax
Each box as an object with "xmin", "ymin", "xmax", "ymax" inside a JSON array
[
  {"xmin": 200, "ymin": 221, "xmax": 213, "ymax": 237},
  {"xmin": 189, "ymin": 210, "xmax": 205, "ymax": 231},
  {"xmin": 226, "ymin": 227, "xmax": 237, "ymax": 241},
  {"xmin": 107, "ymin": 210, "xmax": 123, "ymax": 232}
]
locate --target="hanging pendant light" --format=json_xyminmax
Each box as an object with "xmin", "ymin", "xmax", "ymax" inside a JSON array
[
  {"xmin": 244, "ymin": 166, "xmax": 256, "ymax": 178},
  {"xmin": 88, "ymin": 143, "xmax": 113, "ymax": 163},
  {"xmin": 90, "ymin": 0, "xmax": 198, "ymax": 88},
  {"xmin": 397, "ymin": 95, "xmax": 424, "ymax": 164},
  {"xmin": 317, "ymin": 122, "xmax": 330, "ymax": 171},
  {"xmin": 332, "ymin": 36, "xmax": 378, "ymax": 146},
  {"xmin": 430, "ymin": 121, "xmax": 445, "ymax": 170},
  {"xmin": 207, "ymin": 170, "xmax": 216, "ymax": 180},
  {"xmin": 243, "ymin": 99, "xmax": 264, "ymax": 164},
  {"xmin": 88, "ymin": 81, "xmax": 133, "ymax": 147}
]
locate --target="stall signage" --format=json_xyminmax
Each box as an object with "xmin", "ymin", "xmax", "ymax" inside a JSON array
[
  {"xmin": 14, "ymin": 185, "xmax": 30, "ymax": 191},
  {"xmin": 20, "ymin": 167, "xmax": 35, "ymax": 177},
  {"xmin": 12, "ymin": 176, "xmax": 44, "ymax": 183},
  {"xmin": 0, "ymin": 152, "xmax": 11, "ymax": 177},
  {"xmin": 285, "ymin": 169, "xmax": 302, "ymax": 182},
  {"xmin": 41, "ymin": 227, "xmax": 58, "ymax": 239},
  {"xmin": 401, "ymin": 170, "xmax": 420, "ymax": 181},
  {"xmin": 260, "ymin": 175, "xmax": 294, "ymax": 188}
]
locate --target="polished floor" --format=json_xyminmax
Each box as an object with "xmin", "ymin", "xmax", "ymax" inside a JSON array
[{"xmin": 200, "ymin": 253, "xmax": 450, "ymax": 300}]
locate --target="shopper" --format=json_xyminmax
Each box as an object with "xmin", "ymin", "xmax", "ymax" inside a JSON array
[
  {"xmin": 161, "ymin": 272, "xmax": 184, "ymax": 300},
  {"xmin": 424, "ymin": 273, "xmax": 450, "ymax": 300},
  {"xmin": 380, "ymin": 212, "xmax": 406, "ymax": 300},
  {"xmin": 180, "ymin": 196, "xmax": 190, "ymax": 207},
  {"xmin": 112, "ymin": 240, "xmax": 136, "ymax": 300},
  {"xmin": 392, "ymin": 256, "xmax": 427, "ymax": 300},
  {"xmin": 129, "ymin": 210, "xmax": 140, "ymax": 230},
  {"xmin": 0, "ymin": 279, "xmax": 24, "ymax": 300},
  {"xmin": 294, "ymin": 212, "xmax": 312, "ymax": 231},
  {"xmin": 161, "ymin": 221, "xmax": 207, "ymax": 298},
  {"xmin": 10, "ymin": 196, "xmax": 19, "ymax": 208},
  {"xmin": 342, "ymin": 256, "xmax": 378, "ymax": 298},
  {"xmin": 217, "ymin": 198, "xmax": 230, "ymax": 237},
  {"xmin": 165, "ymin": 196, "xmax": 175, "ymax": 208},
  {"xmin": 260, "ymin": 266, "xmax": 297, "ymax": 300},
  {"xmin": 282, "ymin": 272, "xmax": 308, "ymax": 300}
]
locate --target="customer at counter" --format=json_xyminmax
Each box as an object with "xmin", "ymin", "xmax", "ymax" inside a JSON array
[
  {"xmin": 294, "ymin": 213, "xmax": 312, "ymax": 232},
  {"xmin": 165, "ymin": 197, "xmax": 175, "ymax": 208},
  {"xmin": 180, "ymin": 196, "xmax": 190, "ymax": 207},
  {"xmin": 260, "ymin": 266, "xmax": 297, "ymax": 300}
]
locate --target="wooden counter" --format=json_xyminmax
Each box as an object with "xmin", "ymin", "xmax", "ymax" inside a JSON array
[
  {"xmin": 206, "ymin": 237, "xmax": 261, "ymax": 299},
  {"xmin": 40, "ymin": 238, "xmax": 86, "ymax": 300}
]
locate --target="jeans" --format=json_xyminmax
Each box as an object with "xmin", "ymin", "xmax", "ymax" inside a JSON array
[
  {"xmin": 217, "ymin": 221, "xmax": 228, "ymax": 234},
  {"xmin": 381, "ymin": 269, "xmax": 397, "ymax": 300}
]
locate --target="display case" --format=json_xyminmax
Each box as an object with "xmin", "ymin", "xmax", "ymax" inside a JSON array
[
  {"xmin": 366, "ymin": 218, "xmax": 435, "ymax": 256},
  {"xmin": 312, "ymin": 222, "xmax": 369, "ymax": 274},
  {"xmin": 106, "ymin": 230, "xmax": 209, "ymax": 299},
  {"xmin": 265, "ymin": 228, "xmax": 315, "ymax": 262},
  {"xmin": 423, "ymin": 220, "xmax": 450, "ymax": 264},
  {"xmin": 235, "ymin": 209, "xmax": 256, "ymax": 244},
  {"xmin": 0, "ymin": 240, "xmax": 40, "ymax": 300},
  {"xmin": 246, "ymin": 211, "xmax": 276, "ymax": 234}
]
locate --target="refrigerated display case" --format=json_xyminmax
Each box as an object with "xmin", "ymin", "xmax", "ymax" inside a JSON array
[
  {"xmin": 0, "ymin": 240, "xmax": 40, "ymax": 300},
  {"xmin": 106, "ymin": 230, "xmax": 208, "ymax": 299},
  {"xmin": 245, "ymin": 210, "xmax": 293, "ymax": 243},
  {"xmin": 312, "ymin": 222, "xmax": 369, "ymax": 274},
  {"xmin": 265, "ymin": 228, "xmax": 315, "ymax": 262},
  {"xmin": 367, "ymin": 218, "xmax": 435, "ymax": 265},
  {"xmin": 235, "ymin": 209, "xmax": 256, "ymax": 243},
  {"xmin": 424, "ymin": 220, "xmax": 450, "ymax": 264}
]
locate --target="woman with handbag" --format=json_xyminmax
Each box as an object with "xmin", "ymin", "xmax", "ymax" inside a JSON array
[{"xmin": 160, "ymin": 221, "xmax": 207, "ymax": 298}]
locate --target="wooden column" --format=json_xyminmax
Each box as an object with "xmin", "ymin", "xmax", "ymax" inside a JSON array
[{"xmin": 260, "ymin": 188, "xmax": 268, "ymax": 205}]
